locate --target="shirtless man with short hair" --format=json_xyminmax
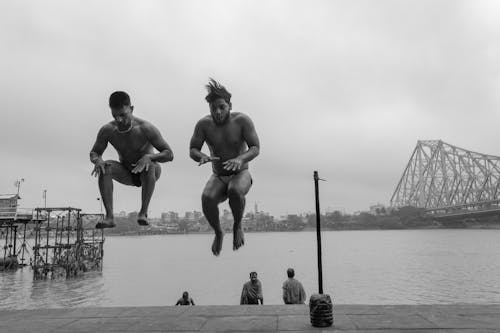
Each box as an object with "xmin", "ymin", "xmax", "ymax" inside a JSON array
[
  {"xmin": 90, "ymin": 91, "xmax": 173, "ymax": 228},
  {"xmin": 190, "ymin": 79, "xmax": 260, "ymax": 255}
]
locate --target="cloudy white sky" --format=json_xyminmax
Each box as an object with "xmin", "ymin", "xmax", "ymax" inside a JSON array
[{"xmin": 2, "ymin": 0, "xmax": 500, "ymax": 217}]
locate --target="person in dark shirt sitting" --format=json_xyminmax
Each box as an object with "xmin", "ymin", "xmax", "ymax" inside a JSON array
[{"xmin": 175, "ymin": 291, "xmax": 195, "ymax": 306}]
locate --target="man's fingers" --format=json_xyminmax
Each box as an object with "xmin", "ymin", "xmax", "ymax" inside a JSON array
[
  {"xmin": 199, "ymin": 156, "xmax": 219, "ymax": 166},
  {"xmin": 145, "ymin": 164, "xmax": 149, "ymax": 172}
]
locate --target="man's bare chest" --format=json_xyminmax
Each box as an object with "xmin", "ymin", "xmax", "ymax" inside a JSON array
[
  {"xmin": 205, "ymin": 125, "xmax": 243, "ymax": 148},
  {"xmin": 109, "ymin": 131, "xmax": 150, "ymax": 152}
]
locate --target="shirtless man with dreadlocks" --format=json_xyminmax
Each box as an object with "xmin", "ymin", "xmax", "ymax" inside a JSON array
[{"xmin": 189, "ymin": 79, "xmax": 260, "ymax": 256}]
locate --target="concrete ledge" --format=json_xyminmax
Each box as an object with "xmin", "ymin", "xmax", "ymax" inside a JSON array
[{"xmin": 1, "ymin": 304, "xmax": 500, "ymax": 332}]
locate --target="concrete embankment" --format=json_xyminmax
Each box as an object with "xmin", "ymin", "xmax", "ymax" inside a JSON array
[{"xmin": 1, "ymin": 304, "xmax": 500, "ymax": 332}]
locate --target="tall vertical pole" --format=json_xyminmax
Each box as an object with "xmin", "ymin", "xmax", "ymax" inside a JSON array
[
  {"xmin": 45, "ymin": 211, "xmax": 50, "ymax": 265},
  {"xmin": 314, "ymin": 171, "xmax": 323, "ymax": 294},
  {"xmin": 15, "ymin": 178, "xmax": 24, "ymax": 197},
  {"xmin": 13, "ymin": 225, "xmax": 17, "ymax": 258},
  {"xmin": 20, "ymin": 222, "xmax": 27, "ymax": 265}
]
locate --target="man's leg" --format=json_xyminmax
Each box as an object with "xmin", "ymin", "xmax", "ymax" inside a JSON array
[
  {"xmin": 227, "ymin": 170, "xmax": 252, "ymax": 250},
  {"xmin": 137, "ymin": 163, "xmax": 161, "ymax": 225},
  {"xmin": 201, "ymin": 175, "xmax": 227, "ymax": 255},
  {"xmin": 97, "ymin": 160, "xmax": 137, "ymax": 228}
]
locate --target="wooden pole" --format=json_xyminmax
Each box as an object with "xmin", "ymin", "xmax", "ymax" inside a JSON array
[{"xmin": 314, "ymin": 171, "xmax": 323, "ymax": 294}]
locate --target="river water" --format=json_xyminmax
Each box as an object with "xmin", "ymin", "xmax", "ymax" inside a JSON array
[{"xmin": 1, "ymin": 230, "xmax": 500, "ymax": 309}]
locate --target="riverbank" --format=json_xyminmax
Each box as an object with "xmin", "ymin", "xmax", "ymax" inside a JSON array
[
  {"xmin": 1, "ymin": 304, "xmax": 499, "ymax": 332},
  {"xmin": 104, "ymin": 223, "xmax": 500, "ymax": 237}
]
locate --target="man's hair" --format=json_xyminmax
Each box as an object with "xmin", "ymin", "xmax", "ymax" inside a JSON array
[
  {"xmin": 205, "ymin": 78, "xmax": 231, "ymax": 104},
  {"xmin": 287, "ymin": 268, "xmax": 295, "ymax": 278},
  {"xmin": 182, "ymin": 291, "xmax": 189, "ymax": 297},
  {"xmin": 109, "ymin": 91, "xmax": 131, "ymax": 108},
  {"xmin": 249, "ymin": 271, "xmax": 257, "ymax": 277}
]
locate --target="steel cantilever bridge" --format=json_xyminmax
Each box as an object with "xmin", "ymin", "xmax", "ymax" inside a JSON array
[{"xmin": 390, "ymin": 140, "xmax": 500, "ymax": 219}]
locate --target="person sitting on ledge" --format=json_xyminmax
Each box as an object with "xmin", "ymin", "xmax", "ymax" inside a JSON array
[
  {"xmin": 176, "ymin": 291, "xmax": 195, "ymax": 305},
  {"xmin": 240, "ymin": 271, "xmax": 263, "ymax": 305},
  {"xmin": 90, "ymin": 91, "xmax": 173, "ymax": 228},
  {"xmin": 282, "ymin": 268, "xmax": 306, "ymax": 304}
]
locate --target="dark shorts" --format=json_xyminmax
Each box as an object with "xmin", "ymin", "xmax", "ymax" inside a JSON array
[
  {"xmin": 123, "ymin": 162, "xmax": 160, "ymax": 187},
  {"xmin": 215, "ymin": 169, "xmax": 253, "ymax": 186},
  {"xmin": 131, "ymin": 173, "xmax": 142, "ymax": 187}
]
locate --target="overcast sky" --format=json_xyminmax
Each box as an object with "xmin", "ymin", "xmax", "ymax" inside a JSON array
[{"xmin": 1, "ymin": 0, "xmax": 500, "ymax": 218}]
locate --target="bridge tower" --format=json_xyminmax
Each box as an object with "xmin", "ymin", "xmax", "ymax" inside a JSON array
[{"xmin": 390, "ymin": 140, "xmax": 500, "ymax": 218}]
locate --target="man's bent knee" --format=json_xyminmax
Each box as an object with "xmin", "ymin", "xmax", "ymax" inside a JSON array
[
  {"xmin": 141, "ymin": 165, "xmax": 158, "ymax": 181},
  {"xmin": 100, "ymin": 160, "xmax": 119, "ymax": 178},
  {"xmin": 227, "ymin": 187, "xmax": 245, "ymax": 202},
  {"xmin": 202, "ymin": 193, "xmax": 220, "ymax": 206}
]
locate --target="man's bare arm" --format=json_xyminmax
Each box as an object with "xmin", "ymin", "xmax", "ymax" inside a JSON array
[
  {"xmin": 189, "ymin": 120, "xmax": 206, "ymax": 162},
  {"xmin": 90, "ymin": 125, "xmax": 111, "ymax": 175},
  {"xmin": 239, "ymin": 114, "xmax": 260, "ymax": 163},
  {"xmin": 189, "ymin": 120, "xmax": 218, "ymax": 165},
  {"xmin": 90, "ymin": 126, "xmax": 110, "ymax": 162},
  {"xmin": 130, "ymin": 123, "xmax": 173, "ymax": 174},
  {"xmin": 144, "ymin": 123, "xmax": 174, "ymax": 163},
  {"xmin": 222, "ymin": 114, "xmax": 260, "ymax": 171}
]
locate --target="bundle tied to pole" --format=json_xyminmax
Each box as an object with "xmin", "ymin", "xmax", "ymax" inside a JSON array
[
  {"xmin": 309, "ymin": 294, "xmax": 333, "ymax": 327},
  {"xmin": 309, "ymin": 171, "xmax": 333, "ymax": 327}
]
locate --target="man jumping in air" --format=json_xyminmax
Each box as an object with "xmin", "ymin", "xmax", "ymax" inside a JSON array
[
  {"xmin": 189, "ymin": 79, "xmax": 260, "ymax": 255},
  {"xmin": 90, "ymin": 91, "xmax": 173, "ymax": 228}
]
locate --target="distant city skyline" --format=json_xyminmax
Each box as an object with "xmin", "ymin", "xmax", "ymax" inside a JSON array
[{"xmin": 112, "ymin": 201, "xmax": 386, "ymax": 219}]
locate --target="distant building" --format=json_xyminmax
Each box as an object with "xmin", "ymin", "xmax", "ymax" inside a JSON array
[
  {"xmin": 183, "ymin": 211, "xmax": 203, "ymax": 221},
  {"xmin": 166, "ymin": 222, "xmax": 181, "ymax": 233},
  {"xmin": 0, "ymin": 194, "xmax": 19, "ymax": 219},
  {"xmin": 369, "ymin": 203, "xmax": 386, "ymax": 215},
  {"xmin": 161, "ymin": 211, "xmax": 179, "ymax": 223}
]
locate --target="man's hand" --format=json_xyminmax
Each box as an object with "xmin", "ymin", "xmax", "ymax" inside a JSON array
[
  {"xmin": 91, "ymin": 160, "xmax": 108, "ymax": 177},
  {"xmin": 132, "ymin": 155, "xmax": 153, "ymax": 174},
  {"xmin": 222, "ymin": 158, "xmax": 243, "ymax": 171},
  {"xmin": 198, "ymin": 155, "xmax": 220, "ymax": 166}
]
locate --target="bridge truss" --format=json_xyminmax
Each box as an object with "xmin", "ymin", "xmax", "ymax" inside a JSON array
[{"xmin": 390, "ymin": 140, "xmax": 500, "ymax": 218}]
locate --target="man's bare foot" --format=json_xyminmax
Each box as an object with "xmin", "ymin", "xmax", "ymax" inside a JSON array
[
  {"xmin": 96, "ymin": 217, "xmax": 115, "ymax": 229},
  {"xmin": 233, "ymin": 226, "xmax": 245, "ymax": 250},
  {"xmin": 212, "ymin": 231, "xmax": 224, "ymax": 256},
  {"xmin": 137, "ymin": 213, "xmax": 149, "ymax": 226}
]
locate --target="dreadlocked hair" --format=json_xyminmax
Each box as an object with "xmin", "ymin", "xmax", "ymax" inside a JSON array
[{"xmin": 205, "ymin": 78, "xmax": 231, "ymax": 104}]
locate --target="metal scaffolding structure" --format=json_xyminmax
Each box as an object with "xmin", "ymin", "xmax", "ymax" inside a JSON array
[
  {"xmin": 1, "ymin": 222, "xmax": 20, "ymax": 270},
  {"xmin": 0, "ymin": 194, "xmax": 37, "ymax": 270},
  {"xmin": 0, "ymin": 220, "xmax": 34, "ymax": 270},
  {"xmin": 32, "ymin": 208, "xmax": 104, "ymax": 279},
  {"xmin": 391, "ymin": 140, "xmax": 500, "ymax": 217}
]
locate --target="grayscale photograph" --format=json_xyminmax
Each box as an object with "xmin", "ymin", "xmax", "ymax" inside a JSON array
[{"xmin": 1, "ymin": 1, "xmax": 500, "ymax": 331}]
